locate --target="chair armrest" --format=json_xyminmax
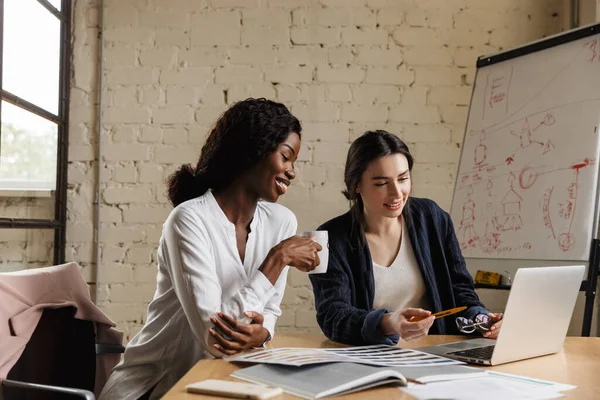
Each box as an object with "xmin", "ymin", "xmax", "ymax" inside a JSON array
[
  {"xmin": 2, "ymin": 379, "xmax": 95, "ymax": 400},
  {"xmin": 95, "ymin": 343, "xmax": 125, "ymax": 355}
]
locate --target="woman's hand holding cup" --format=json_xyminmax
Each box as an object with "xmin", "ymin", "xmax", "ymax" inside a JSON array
[
  {"xmin": 274, "ymin": 235, "xmax": 322, "ymax": 272},
  {"xmin": 298, "ymin": 231, "xmax": 329, "ymax": 274}
]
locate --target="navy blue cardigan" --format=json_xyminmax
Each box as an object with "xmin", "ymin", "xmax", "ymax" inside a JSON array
[{"xmin": 309, "ymin": 197, "xmax": 488, "ymax": 346}]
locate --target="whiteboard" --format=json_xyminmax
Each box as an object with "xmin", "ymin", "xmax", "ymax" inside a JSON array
[{"xmin": 451, "ymin": 31, "xmax": 600, "ymax": 261}]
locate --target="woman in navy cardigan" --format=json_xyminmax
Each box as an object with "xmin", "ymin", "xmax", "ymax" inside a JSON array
[{"xmin": 309, "ymin": 130, "xmax": 502, "ymax": 346}]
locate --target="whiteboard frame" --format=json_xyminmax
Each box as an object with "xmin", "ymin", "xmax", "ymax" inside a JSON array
[{"xmin": 451, "ymin": 22, "xmax": 600, "ymax": 336}]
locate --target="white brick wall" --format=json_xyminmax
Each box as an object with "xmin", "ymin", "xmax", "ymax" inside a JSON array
[
  {"xmin": 0, "ymin": 227, "xmax": 54, "ymax": 272},
  {"xmin": 61, "ymin": 0, "xmax": 566, "ymax": 340}
]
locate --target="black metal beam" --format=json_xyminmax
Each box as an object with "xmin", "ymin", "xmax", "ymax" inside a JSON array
[
  {"xmin": 53, "ymin": 0, "xmax": 71, "ymax": 265},
  {"xmin": 474, "ymin": 283, "xmax": 511, "ymax": 290},
  {"xmin": 1, "ymin": 90, "xmax": 62, "ymax": 125},
  {"xmin": 36, "ymin": 0, "xmax": 64, "ymax": 22},
  {"xmin": 582, "ymin": 239, "xmax": 600, "ymax": 336},
  {"xmin": 477, "ymin": 23, "xmax": 600, "ymax": 68},
  {"xmin": 0, "ymin": 218, "xmax": 62, "ymax": 229}
]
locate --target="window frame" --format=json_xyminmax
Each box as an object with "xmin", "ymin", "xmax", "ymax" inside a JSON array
[{"xmin": 0, "ymin": 0, "xmax": 71, "ymax": 265}]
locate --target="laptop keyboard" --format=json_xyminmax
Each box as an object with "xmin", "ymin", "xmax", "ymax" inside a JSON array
[{"xmin": 448, "ymin": 345, "xmax": 495, "ymax": 360}]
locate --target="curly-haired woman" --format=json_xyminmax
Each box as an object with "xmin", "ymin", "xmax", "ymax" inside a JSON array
[{"xmin": 100, "ymin": 99, "xmax": 321, "ymax": 400}]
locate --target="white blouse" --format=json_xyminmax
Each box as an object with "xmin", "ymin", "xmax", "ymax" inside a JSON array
[
  {"xmin": 99, "ymin": 190, "xmax": 296, "ymax": 400},
  {"xmin": 372, "ymin": 220, "xmax": 431, "ymax": 313}
]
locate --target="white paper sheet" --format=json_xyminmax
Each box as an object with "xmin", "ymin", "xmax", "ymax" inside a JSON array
[
  {"xmin": 401, "ymin": 370, "xmax": 576, "ymax": 400},
  {"xmin": 227, "ymin": 344, "xmax": 463, "ymax": 367}
]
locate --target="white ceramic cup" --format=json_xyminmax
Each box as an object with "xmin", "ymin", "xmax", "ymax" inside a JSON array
[{"xmin": 299, "ymin": 231, "xmax": 329, "ymax": 274}]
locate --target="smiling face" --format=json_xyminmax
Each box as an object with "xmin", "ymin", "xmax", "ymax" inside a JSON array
[
  {"xmin": 356, "ymin": 153, "xmax": 411, "ymax": 220},
  {"xmin": 246, "ymin": 132, "xmax": 301, "ymax": 203}
]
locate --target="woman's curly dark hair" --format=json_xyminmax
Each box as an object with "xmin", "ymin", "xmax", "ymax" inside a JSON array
[{"xmin": 167, "ymin": 98, "xmax": 302, "ymax": 207}]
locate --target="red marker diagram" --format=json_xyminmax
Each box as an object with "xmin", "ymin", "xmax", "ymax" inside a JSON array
[
  {"xmin": 452, "ymin": 35, "xmax": 600, "ymax": 260},
  {"xmin": 482, "ymin": 66, "xmax": 513, "ymax": 121},
  {"xmin": 458, "ymin": 186, "xmax": 479, "ymax": 249}
]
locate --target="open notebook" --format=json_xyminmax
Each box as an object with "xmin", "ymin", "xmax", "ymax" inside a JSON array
[
  {"xmin": 228, "ymin": 345, "xmax": 486, "ymax": 399},
  {"xmin": 231, "ymin": 362, "xmax": 487, "ymax": 400}
]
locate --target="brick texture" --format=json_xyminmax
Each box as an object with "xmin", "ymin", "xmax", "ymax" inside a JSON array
[{"xmin": 44, "ymin": 0, "xmax": 570, "ymax": 340}]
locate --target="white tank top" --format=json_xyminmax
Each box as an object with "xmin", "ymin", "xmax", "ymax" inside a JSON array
[{"xmin": 372, "ymin": 220, "xmax": 431, "ymax": 312}]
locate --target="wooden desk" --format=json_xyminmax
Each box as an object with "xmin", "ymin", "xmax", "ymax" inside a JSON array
[{"xmin": 163, "ymin": 333, "xmax": 600, "ymax": 399}]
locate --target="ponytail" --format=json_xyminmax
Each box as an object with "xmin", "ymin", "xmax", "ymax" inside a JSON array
[{"xmin": 166, "ymin": 164, "xmax": 208, "ymax": 207}]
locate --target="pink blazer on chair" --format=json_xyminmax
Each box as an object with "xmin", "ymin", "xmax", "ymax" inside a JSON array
[{"xmin": 0, "ymin": 262, "xmax": 123, "ymax": 396}]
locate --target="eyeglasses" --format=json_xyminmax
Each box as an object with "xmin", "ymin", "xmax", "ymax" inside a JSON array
[{"xmin": 456, "ymin": 314, "xmax": 490, "ymax": 334}]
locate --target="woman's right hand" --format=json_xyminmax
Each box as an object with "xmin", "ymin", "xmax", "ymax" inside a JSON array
[
  {"xmin": 382, "ymin": 308, "xmax": 435, "ymax": 342},
  {"xmin": 273, "ymin": 236, "xmax": 322, "ymax": 272}
]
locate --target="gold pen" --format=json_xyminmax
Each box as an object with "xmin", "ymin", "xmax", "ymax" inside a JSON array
[{"xmin": 411, "ymin": 306, "xmax": 467, "ymax": 322}]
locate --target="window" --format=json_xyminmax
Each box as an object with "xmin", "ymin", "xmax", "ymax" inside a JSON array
[
  {"xmin": 1, "ymin": 0, "xmax": 62, "ymax": 191},
  {"xmin": 0, "ymin": 0, "xmax": 71, "ymax": 266},
  {"xmin": 1, "ymin": 102, "xmax": 58, "ymax": 190}
]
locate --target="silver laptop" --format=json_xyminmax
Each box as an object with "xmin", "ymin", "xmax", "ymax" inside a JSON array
[{"xmin": 419, "ymin": 265, "xmax": 585, "ymax": 366}]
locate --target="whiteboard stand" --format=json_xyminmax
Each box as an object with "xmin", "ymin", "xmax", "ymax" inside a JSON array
[
  {"xmin": 582, "ymin": 239, "xmax": 600, "ymax": 335},
  {"xmin": 451, "ymin": 23, "xmax": 600, "ymax": 337}
]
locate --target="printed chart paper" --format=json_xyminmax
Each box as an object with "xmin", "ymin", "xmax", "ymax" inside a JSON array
[
  {"xmin": 401, "ymin": 370, "xmax": 576, "ymax": 400},
  {"xmin": 227, "ymin": 344, "xmax": 462, "ymax": 367}
]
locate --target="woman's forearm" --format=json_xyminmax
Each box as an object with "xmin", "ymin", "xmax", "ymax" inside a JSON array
[{"xmin": 259, "ymin": 248, "xmax": 287, "ymax": 285}]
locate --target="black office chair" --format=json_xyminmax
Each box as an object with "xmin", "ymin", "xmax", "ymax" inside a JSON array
[{"xmin": 1, "ymin": 307, "xmax": 125, "ymax": 400}]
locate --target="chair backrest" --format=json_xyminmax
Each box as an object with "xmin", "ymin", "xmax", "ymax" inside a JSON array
[{"xmin": 4, "ymin": 307, "xmax": 96, "ymax": 400}]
